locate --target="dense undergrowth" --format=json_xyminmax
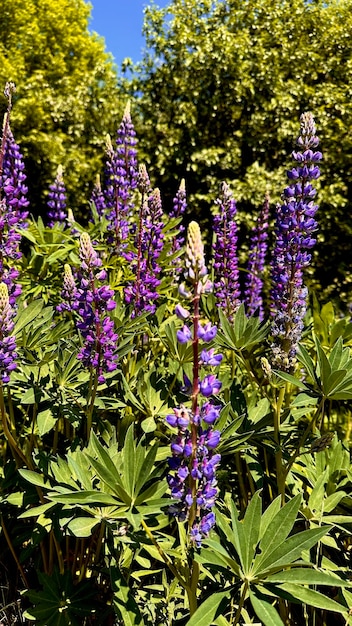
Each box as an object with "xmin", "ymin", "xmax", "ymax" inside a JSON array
[{"xmin": 0, "ymin": 83, "xmax": 351, "ymax": 625}]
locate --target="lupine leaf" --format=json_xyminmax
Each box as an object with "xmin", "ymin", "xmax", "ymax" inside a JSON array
[
  {"xmin": 278, "ymin": 583, "xmax": 348, "ymax": 614},
  {"xmin": 249, "ymin": 591, "xmax": 285, "ymax": 626},
  {"xmin": 266, "ymin": 568, "xmax": 350, "ymax": 586},
  {"xmin": 67, "ymin": 517, "xmax": 100, "ymax": 537},
  {"xmin": 255, "ymin": 527, "xmax": 329, "ymax": 574},
  {"xmin": 241, "ymin": 490, "xmax": 262, "ymax": 573},
  {"xmin": 186, "ymin": 590, "xmax": 231, "ymax": 626},
  {"xmin": 255, "ymin": 495, "xmax": 301, "ymax": 571}
]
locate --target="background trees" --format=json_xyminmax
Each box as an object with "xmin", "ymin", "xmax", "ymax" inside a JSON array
[
  {"xmin": 0, "ymin": 0, "xmax": 124, "ymax": 218},
  {"xmin": 129, "ymin": 0, "xmax": 352, "ymax": 307}
]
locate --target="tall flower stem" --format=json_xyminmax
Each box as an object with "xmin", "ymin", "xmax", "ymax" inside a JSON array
[
  {"xmin": 274, "ymin": 385, "xmax": 286, "ymax": 504},
  {"xmin": 0, "ymin": 83, "xmax": 15, "ymax": 178}
]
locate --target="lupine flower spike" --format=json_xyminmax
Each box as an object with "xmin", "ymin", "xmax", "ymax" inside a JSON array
[
  {"xmin": 166, "ymin": 221, "xmax": 222, "ymax": 547},
  {"xmin": 47, "ymin": 165, "xmax": 67, "ymax": 227},
  {"xmin": 170, "ymin": 178, "xmax": 187, "ymax": 250},
  {"xmin": 244, "ymin": 192, "xmax": 270, "ymax": 320},
  {"xmin": 125, "ymin": 179, "xmax": 164, "ymax": 316},
  {"xmin": 213, "ymin": 182, "xmax": 241, "ymax": 319},
  {"xmin": 270, "ymin": 112, "xmax": 322, "ymax": 372},
  {"xmin": 0, "ymin": 283, "xmax": 17, "ymax": 383},
  {"xmin": 0, "ymin": 83, "xmax": 25, "ymax": 305},
  {"xmin": 90, "ymin": 175, "xmax": 107, "ymax": 219},
  {"xmin": 58, "ymin": 234, "xmax": 118, "ymax": 383},
  {"xmin": 104, "ymin": 102, "xmax": 138, "ymax": 250}
]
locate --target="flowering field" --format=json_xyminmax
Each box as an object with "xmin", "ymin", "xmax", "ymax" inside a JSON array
[{"xmin": 0, "ymin": 82, "xmax": 352, "ymax": 625}]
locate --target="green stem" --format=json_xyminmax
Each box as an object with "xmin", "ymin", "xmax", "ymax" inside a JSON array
[
  {"xmin": 233, "ymin": 579, "xmax": 249, "ymax": 625},
  {"xmin": 141, "ymin": 519, "xmax": 189, "ymax": 591},
  {"xmin": 284, "ymin": 397, "xmax": 325, "ymax": 478},
  {"xmin": 86, "ymin": 368, "xmax": 98, "ymax": 441},
  {"xmin": 274, "ymin": 385, "xmax": 286, "ymax": 505}
]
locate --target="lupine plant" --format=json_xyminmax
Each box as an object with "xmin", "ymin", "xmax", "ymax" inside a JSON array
[
  {"xmin": 46, "ymin": 165, "xmax": 67, "ymax": 227},
  {"xmin": 0, "ymin": 82, "xmax": 352, "ymax": 626}
]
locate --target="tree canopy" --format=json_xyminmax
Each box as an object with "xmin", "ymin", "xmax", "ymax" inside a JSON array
[
  {"xmin": 0, "ymin": 0, "xmax": 123, "ymax": 218},
  {"xmin": 129, "ymin": 0, "xmax": 352, "ymax": 306}
]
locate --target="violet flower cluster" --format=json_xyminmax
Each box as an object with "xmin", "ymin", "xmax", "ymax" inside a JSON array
[
  {"xmin": 244, "ymin": 193, "xmax": 270, "ymax": 320},
  {"xmin": 166, "ymin": 221, "xmax": 222, "ymax": 547},
  {"xmin": 104, "ymin": 102, "xmax": 138, "ymax": 250},
  {"xmin": 58, "ymin": 234, "xmax": 118, "ymax": 383},
  {"xmin": 270, "ymin": 112, "xmax": 321, "ymax": 371},
  {"xmin": 169, "ymin": 178, "xmax": 187, "ymax": 250},
  {"xmin": 212, "ymin": 182, "xmax": 241, "ymax": 319},
  {"xmin": 90, "ymin": 175, "xmax": 107, "ymax": 219},
  {"xmin": 124, "ymin": 181, "xmax": 164, "ymax": 317},
  {"xmin": 1, "ymin": 127, "xmax": 29, "ymax": 226},
  {"xmin": 0, "ymin": 282, "xmax": 17, "ymax": 384},
  {"xmin": 0, "ymin": 84, "xmax": 26, "ymax": 305},
  {"xmin": 46, "ymin": 165, "xmax": 67, "ymax": 227}
]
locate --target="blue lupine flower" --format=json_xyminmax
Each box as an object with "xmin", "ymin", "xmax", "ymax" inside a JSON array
[
  {"xmin": 244, "ymin": 193, "xmax": 270, "ymax": 319},
  {"xmin": 166, "ymin": 222, "xmax": 222, "ymax": 546},
  {"xmin": 47, "ymin": 165, "xmax": 67, "ymax": 227},
  {"xmin": 213, "ymin": 182, "xmax": 241, "ymax": 318},
  {"xmin": 270, "ymin": 112, "xmax": 322, "ymax": 372},
  {"xmin": 0, "ymin": 283, "xmax": 17, "ymax": 383}
]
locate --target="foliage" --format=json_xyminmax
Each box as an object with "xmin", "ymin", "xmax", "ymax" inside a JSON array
[
  {"xmin": 127, "ymin": 0, "xmax": 352, "ymax": 307},
  {"xmin": 0, "ymin": 0, "xmax": 123, "ymax": 218},
  {"xmin": 0, "ymin": 89, "xmax": 352, "ymax": 626}
]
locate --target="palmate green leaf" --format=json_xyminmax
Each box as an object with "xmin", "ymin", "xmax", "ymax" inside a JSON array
[
  {"xmin": 249, "ymin": 591, "xmax": 285, "ymax": 626},
  {"xmin": 278, "ymin": 583, "xmax": 348, "ymax": 614},
  {"xmin": 120, "ymin": 371, "xmax": 145, "ymax": 412},
  {"xmin": 37, "ymin": 408, "xmax": 57, "ymax": 436},
  {"xmin": 272, "ymin": 370, "xmax": 309, "ymax": 391},
  {"xmin": 112, "ymin": 566, "xmax": 145, "ymax": 626},
  {"xmin": 47, "ymin": 490, "xmax": 120, "ymax": 506},
  {"xmin": 13, "ymin": 299, "xmax": 44, "ymax": 335},
  {"xmin": 315, "ymin": 337, "xmax": 332, "ymax": 386},
  {"xmin": 241, "ymin": 491, "xmax": 262, "ymax": 573},
  {"xmin": 186, "ymin": 590, "xmax": 231, "ymax": 626},
  {"xmin": 19, "ymin": 501, "xmax": 57, "ymax": 519},
  {"xmin": 259, "ymin": 496, "xmax": 281, "ymax": 540},
  {"xmin": 255, "ymin": 495, "xmax": 301, "ymax": 572},
  {"xmin": 265, "ymin": 568, "xmax": 351, "ymax": 587},
  {"xmin": 67, "ymin": 517, "xmax": 100, "ymax": 537},
  {"xmin": 122, "ymin": 424, "xmax": 137, "ymax": 497},
  {"xmin": 18, "ymin": 468, "xmax": 50, "ymax": 488},
  {"xmin": 67, "ymin": 454, "xmax": 92, "ymax": 491},
  {"xmin": 134, "ymin": 475, "xmax": 167, "ymax": 507},
  {"xmin": 253, "ymin": 527, "xmax": 329, "ymax": 575},
  {"xmin": 308, "ymin": 470, "xmax": 328, "ymax": 514},
  {"xmin": 87, "ymin": 455, "xmax": 132, "ymax": 505},
  {"xmin": 297, "ymin": 344, "xmax": 318, "ymax": 384},
  {"xmin": 216, "ymin": 507, "xmax": 245, "ymax": 570},
  {"xmin": 323, "ymin": 491, "xmax": 347, "ymax": 513},
  {"xmin": 200, "ymin": 539, "xmax": 242, "ymax": 577}
]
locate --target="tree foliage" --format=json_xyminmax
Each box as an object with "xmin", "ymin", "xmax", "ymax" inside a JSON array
[
  {"xmin": 0, "ymin": 0, "xmax": 123, "ymax": 218},
  {"xmin": 129, "ymin": 0, "xmax": 352, "ymax": 306}
]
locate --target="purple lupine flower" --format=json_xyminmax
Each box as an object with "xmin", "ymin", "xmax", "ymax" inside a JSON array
[
  {"xmin": 170, "ymin": 178, "xmax": 187, "ymax": 253},
  {"xmin": 1, "ymin": 128, "xmax": 29, "ymax": 226},
  {"xmin": 90, "ymin": 175, "xmax": 107, "ymax": 219},
  {"xmin": 244, "ymin": 193, "xmax": 270, "ymax": 320},
  {"xmin": 270, "ymin": 112, "xmax": 322, "ymax": 372},
  {"xmin": 47, "ymin": 165, "xmax": 67, "ymax": 227},
  {"xmin": 104, "ymin": 101, "xmax": 138, "ymax": 250},
  {"xmin": 59, "ymin": 234, "xmax": 118, "ymax": 383},
  {"xmin": 124, "ymin": 187, "xmax": 164, "ymax": 316},
  {"xmin": 0, "ymin": 283, "xmax": 17, "ymax": 383},
  {"xmin": 213, "ymin": 182, "xmax": 241, "ymax": 319},
  {"xmin": 166, "ymin": 222, "xmax": 222, "ymax": 546},
  {"xmin": 0, "ymin": 85, "xmax": 24, "ymax": 306}
]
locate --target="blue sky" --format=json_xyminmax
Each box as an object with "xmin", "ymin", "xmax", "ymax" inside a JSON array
[{"xmin": 88, "ymin": 0, "xmax": 170, "ymax": 67}]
